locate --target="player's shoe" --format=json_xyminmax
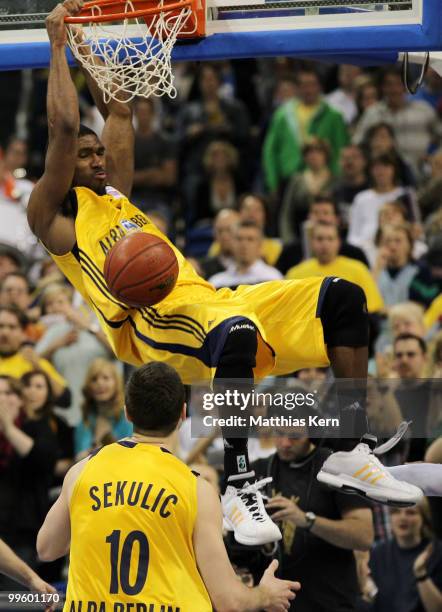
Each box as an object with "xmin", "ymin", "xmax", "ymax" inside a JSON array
[
  {"xmin": 317, "ymin": 423, "xmax": 423, "ymax": 507},
  {"xmin": 221, "ymin": 472, "xmax": 282, "ymax": 546}
]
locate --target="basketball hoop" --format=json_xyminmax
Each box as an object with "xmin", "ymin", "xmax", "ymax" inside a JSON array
[{"xmin": 65, "ymin": 0, "xmax": 205, "ymax": 103}]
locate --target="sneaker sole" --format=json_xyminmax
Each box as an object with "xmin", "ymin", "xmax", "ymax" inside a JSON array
[
  {"xmin": 223, "ymin": 515, "xmax": 282, "ymax": 546},
  {"xmin": 317, "ymin": 470, "xmax": 423, "ymax": 507}
]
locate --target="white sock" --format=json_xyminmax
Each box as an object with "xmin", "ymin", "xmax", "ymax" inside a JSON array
[{"xmin": 387, "ymin": 464, "xmax": 442, "ymax": 497}]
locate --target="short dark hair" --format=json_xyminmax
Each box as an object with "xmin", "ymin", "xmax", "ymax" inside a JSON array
[
  {"xmin": 236, "ymin": 220, "xmax": 262, "ymax": 234},
  {"xmin": 125, "ymin": 362, "xmax": 185, "ymax": 436},
  {"xmin": 311, "ymin": 194, "xmax": 339, "ymax": 216},
  {"xmin": 394, "ymin": 333, "xmax": 427, "ymax": 354},
  {"xmin": 381, "ymin": 66, "xmax": 403, "ymax": 84},
  {"xmin": 366, "ymin": 121, "xmax": 396, "ymax": 145},
  {"xmin": 78, "ymin": 124, "xmax": 98, "ymax": 139},
  {"xmin": 0, "ymin": 305, "xmax": 28, "ymax": 329},
  {"xmin": 1, "ymin": 271, "xmax": 30, "ymax": 290}
]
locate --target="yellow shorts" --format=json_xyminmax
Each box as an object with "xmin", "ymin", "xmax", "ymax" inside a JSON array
[{"xmin": 114, "ymin": 277, "xmax": 330, "ymax": 384}]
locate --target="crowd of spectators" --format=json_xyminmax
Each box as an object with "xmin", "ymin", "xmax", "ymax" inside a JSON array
[{"xmin": 0, "ymin": 57, "xmax": 442, "ymax": 610}]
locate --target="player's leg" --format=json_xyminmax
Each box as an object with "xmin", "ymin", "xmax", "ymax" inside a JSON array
[
  {"xmin": 386, "ymin": 464, "xmax": 442, "ymax": 497},
  {"xmin": 319, "ymin": 277, "xmax": 370, "ymax": 440},
  {"xmin": 316, "ymin": 278, "xmax": 423, "ymax": 506},
  {"xmin": 215, "ymin": 321, "xmax": 281, "ymax": 546}
]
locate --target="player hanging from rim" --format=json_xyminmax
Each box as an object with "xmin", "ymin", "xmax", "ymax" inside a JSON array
[{"xmin": 28, "ymin": 0, "xmax": 423, "ymax": 548}]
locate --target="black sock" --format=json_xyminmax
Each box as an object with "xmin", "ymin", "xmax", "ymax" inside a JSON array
[
  {"xmin": 335, "ymin": 380, "xmax": 369, "ymax": 450},
  {"xmin": 223, "ymin": 437, "xmax": 252, "ymax": 483},
  {"xmin": 214, "ymin": 321, "xmax": 257, "ymax": 491}
]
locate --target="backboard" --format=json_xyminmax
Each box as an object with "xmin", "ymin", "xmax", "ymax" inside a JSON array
[{"xmin": 0, "ymin": 0, "xmax": 440, "ymax": 69}]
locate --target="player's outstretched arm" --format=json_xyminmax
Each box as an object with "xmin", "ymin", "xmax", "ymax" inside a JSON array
[
  {"xmin": 193, "ymin": 477, "xmax": 300, "ymax": 612},
  {"xmin": 0, "ymin": 538, "xmax": 57, "ymax": 596},
  {"xmin": 27, "ymin": 0, "xmax": 83, "ymax": 256}
]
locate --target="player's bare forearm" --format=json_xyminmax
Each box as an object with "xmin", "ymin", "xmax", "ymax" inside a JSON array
[
  {"xmin": 0, "ymin": 539, "xmax": 38, "ymax": 587},
  {"xmin": 46, "ymin": 2, "xmax": 82, "ymax": 137},
  {"xmin": 73, "ymin": 26, "xmax": 134, "ymax": 195},
  {"xmin": 28, "ymin": 2, "xmax": 80, "ymax": 250},
  {"xmin": 48, "ymin": 46, "xmax": 80, "ymax": 137},
  {"xmin": 102, "ymin": 110, "xmax": 135, "ymax": 196}
]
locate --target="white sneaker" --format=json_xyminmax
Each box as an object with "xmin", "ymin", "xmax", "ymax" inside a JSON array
[
  {"xmin": 221, "ymin": 472, "xmax": 282, "ymax": 546},
  {"xmin": 317, "ymin": 424, "xmax": 423, "ymax": 507}
]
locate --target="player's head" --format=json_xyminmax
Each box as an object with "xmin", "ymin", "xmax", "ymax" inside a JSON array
[
  {"xmin": 311, "ymin": 222, "xmax": 340, "ymax": 264},
  {"xmin": 72, "ymin": 124, "xmax": 107, "ymax": 195},
  {"xmin": 125, "ymin": 362, "xmax": 186, "ymax": 436}
]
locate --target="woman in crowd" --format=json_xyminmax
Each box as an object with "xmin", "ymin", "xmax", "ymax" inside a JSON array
[
  {"xmin": 75, "ymin": 358, "xmax": 132, "ymax": 460},
  {"xmin": 363, "ymin": 122, "xmax": 416, "ymax": 187},
  {"xmin": 0, "ymin": 374, "xmax": 58, "ymax": 586},
  {"xmin": 374, "ymin": 300, "xmax": 427, "ymax": 359},
  {"xmin": 347, "ymin": 153, "xmax": 411, "ymax": 259},
  {"xmin": 372, "ymin": 224, "xmax": 419, "ymax": 307},
  {"xmin": 353, "ymin": 77, "xmax": 380, "ymax": 131},
  {"xmin": 191, "ymin": 140, "xmax": 245, "ymax": 225},
  {"xmin": 21, "ymin": 370, "xmax": 73, "ymax": 483},
  {"xmin": 279, "ymin": 137, "xmax": 336, "ymax": 242},
  {"xmin": 369, "ymin": 501, "xmax": 442, "ymax": 611},
  {"xmin": 237, "ymin": 192, "xmax": 282, "ymax": 264},
  {"xmin": 36, "ymin": 282, "xmax": 112, "ymax": 426}
]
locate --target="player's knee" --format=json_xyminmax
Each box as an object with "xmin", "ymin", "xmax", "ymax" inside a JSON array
[
  {"xmin": 329, "ymin": 278, "xmax": 366, "ymax": 310},
  {"xmin": 345, "ymin": 280, "xmax": 366, "ymax": 309},
  {"xmin": 218, "ymin": 320, "xmax": 258, "ymax": 368}
]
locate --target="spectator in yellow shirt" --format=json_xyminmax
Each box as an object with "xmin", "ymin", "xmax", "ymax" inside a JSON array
[
  {"xmin": 286, "ymin": 222, "xmax": 384, "ymax": 313},
  {"xmin": 0, "ymin": 305, "xmax": 70, "ymax": 405}
]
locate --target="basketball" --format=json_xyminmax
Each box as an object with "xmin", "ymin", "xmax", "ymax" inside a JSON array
[{"xmin": 104, "ymin": 232, "xmax": 179, "ymax": 308}]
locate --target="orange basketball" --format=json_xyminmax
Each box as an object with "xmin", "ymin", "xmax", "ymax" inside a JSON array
[{"xmin": 104, "ymin": 232, "xmax": 179, "ymax": 308}]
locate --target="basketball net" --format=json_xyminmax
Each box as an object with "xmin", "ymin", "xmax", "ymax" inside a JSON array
[{"xmin": 66, "ymin": 0, "xmax": 195, "ymax": 103}]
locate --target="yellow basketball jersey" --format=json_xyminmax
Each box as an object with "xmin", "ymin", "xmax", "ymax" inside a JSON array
[
  {"xmin": 50, "ymin": 186, "xmax": 216, "ymax": 368},
  {"xmin": 49, "ymin": 186, "xmax": 328, "ymax": 382},
  {"xmin": 64, "ymin": 441, "xmax": 212, "ymax": 612}
]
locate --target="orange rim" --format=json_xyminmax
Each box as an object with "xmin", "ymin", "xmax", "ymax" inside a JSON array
[{"xmin": 64, "ymin": 0, "xmax": 192, "ymax": 23}]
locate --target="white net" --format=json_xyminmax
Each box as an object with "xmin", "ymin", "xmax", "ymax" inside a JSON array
[{"xmin": 66, "ymin": 0, "xmax": 195, "ymax": 103}]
